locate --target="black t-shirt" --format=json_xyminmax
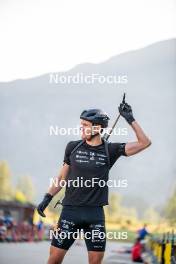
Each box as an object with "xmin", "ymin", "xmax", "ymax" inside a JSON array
[{"xmin": 62, "ymin": 140, "xmax": 127, "ymax": 206}]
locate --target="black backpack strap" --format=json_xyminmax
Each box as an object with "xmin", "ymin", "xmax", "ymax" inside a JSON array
[
  {"xmin": 102, "ymin": 138, "xmax": 111, "ymax": 169},
  {"xmin": 70, "ymin": 140, "xmax": 85, "ymax": 156}
]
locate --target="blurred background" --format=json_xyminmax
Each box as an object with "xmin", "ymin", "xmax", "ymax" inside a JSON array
[{"xmin": 0, "ymin": 0, "xmax": 176, "ymax": 263}]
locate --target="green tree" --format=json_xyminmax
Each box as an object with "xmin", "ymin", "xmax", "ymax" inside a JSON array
[
  {"xmin": 15, "ymin": 190, "xmax": 27, "ymax": 203},
  {"xmin": 122, "ymin": 207, "xmax": 138, "ymax": 225},
  {"xmin": 16, "ymin": 175, "xmax": 35, "ymax": 203},
  {"xmin": 165, "ymin": 187, "xmax": 176, "ymax": 225},
  {"xmin": 0, "ymin": 161, "xmax": 13, "ymax": 200},
  {"xmin": 105, "ymin": 193, "xmax": 122, "ymax": 222},
  {"xmin": 143, "ymin": 207, "xmax": 160, "ymax": 224}
]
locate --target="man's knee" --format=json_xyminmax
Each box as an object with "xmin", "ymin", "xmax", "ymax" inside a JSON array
[
  {"xmin": 88, "ymin": 251, "xmax": 104, "ymax": 264},
  {"xmin": 47, "ymin": 255, "xmax": 60, "ymax": 264},
  {"xmin": 47, "ymin": 246, "xmax": 67, "ymax": 264}
]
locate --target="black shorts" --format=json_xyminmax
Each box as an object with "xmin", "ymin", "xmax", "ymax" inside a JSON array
[{"xmin": 51, "ymin": 205, "xmax": 106, "ymax": 252}]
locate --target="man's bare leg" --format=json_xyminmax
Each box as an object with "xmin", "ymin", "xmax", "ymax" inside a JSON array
[
  {"xmin": 88, "ymin": 251, "xmax": 105, "ymax": 264},
  {"xmin": 47, "ymin": 246, "xmax": 67, "ymax": 264}
]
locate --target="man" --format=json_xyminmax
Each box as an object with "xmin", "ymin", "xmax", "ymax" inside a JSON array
[
  {"xmin": 37, "ymin": 101, "xmax": 151, "ymax": 264},
  {"xmin": 138, "ymin": 224, "xmax": 150, "ymax": 241},
  {"xmin": 131, "ymin": 238, "xmax": 143, "ymax": 262}
]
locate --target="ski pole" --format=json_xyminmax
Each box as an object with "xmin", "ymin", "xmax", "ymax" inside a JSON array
[{"xmin": 103, "ymin": 93, "xmax": 126, "ymax": 141}]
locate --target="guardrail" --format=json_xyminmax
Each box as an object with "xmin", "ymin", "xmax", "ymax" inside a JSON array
[{"xmin": 147, "ymin": 231, "xmax": 176, "ymax": 264}]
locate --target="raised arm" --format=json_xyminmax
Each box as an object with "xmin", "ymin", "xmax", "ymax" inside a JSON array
[
  {"xmin": 37, "ymin": 163, "xmax": 70, "ymax": 217},
  {"xmin": 118, "ymin": 101, "xmax": 151, "ymax": 156},
  {"xmin": 125, "ymin": 121, "xmax": 151, "ymax": 156}
]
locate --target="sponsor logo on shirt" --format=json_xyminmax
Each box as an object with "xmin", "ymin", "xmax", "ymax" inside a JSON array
[{"xmin": 74, "ymin": 149, "xmax": 107, "ymax": 166}]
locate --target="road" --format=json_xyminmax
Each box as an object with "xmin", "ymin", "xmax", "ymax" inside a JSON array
[{"xmin": 0, "ymin": 240, "xmax": 133, "ymax": 264}]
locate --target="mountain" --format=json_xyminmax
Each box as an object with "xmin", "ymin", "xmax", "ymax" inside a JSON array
[{"xmin": 0, "ymin": 39, "xmax": 176, "ymax": 213}]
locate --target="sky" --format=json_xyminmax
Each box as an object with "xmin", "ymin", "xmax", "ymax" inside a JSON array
[{"xmin": 0, "ymin": 0, "xmax": 175, "ymax": 81}]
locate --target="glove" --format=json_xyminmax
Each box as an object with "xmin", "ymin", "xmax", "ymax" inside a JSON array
[
  {"xmin": 37, "ymin": 193, "xmax": 53, "ymax": 217},
  {"xmin": 118, "ymin": 102, "xmax": 135, "ymax": 125}
]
